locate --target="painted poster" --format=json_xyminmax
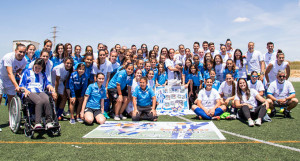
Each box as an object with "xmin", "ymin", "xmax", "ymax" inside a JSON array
[
  {"xmin": 155, "ymin": 86, "xmax": 193, "ymax": 115},
  {"xmin": 83, "ymin": 121, "xmax": 226, "ymax": 140}
]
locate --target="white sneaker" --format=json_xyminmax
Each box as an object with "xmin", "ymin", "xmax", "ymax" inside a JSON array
[
  {"xmin": 248, "ymin": 119, "xmax": 254, "ymax": 127},
  {"xmin": 114, "ymin": 116, "xmax": 121, "ymax": 121},
  {"xmin": 255, "ymin": 118, "xmax": 262, "ymax": 126},
  {"xmin": 0, "ymin": 128, "xmax": 2, "ymax": 132},
  {"xmin": 46, "ymin": 122, "xmax": 54, "ymax": 129},
  {"xmin": 120, "ymin": 114, "xmax": 127, "ymax": 120}
]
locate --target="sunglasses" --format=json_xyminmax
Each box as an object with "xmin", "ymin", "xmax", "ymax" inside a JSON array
[
  {"xmin": 279, "ymin": 76, "xmax": 286, "ymax": 78},
  {"xmin": 251, "ymin": 76, "xmax": 258, "ymax": 78}
]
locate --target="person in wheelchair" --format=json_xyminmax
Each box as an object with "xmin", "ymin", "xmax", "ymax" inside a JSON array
[{"xmin": 19, "ymin": 58, "xmax": 57, "ymax": 129}]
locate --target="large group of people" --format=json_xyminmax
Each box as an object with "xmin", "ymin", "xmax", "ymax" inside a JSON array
[{"xmin": 0, "ymin": 39, "xmax": 297, "ymax": 132}]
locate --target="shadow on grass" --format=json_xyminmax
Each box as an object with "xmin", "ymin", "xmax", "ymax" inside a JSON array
[{"xmin": 0, "ymin": 122, "xmax": 9, "ymax": 128}]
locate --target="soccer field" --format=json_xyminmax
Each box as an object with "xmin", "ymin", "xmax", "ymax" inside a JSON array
[{"xmin": 1, "ymin": 83, "xmax": 300, "ymax": 160}]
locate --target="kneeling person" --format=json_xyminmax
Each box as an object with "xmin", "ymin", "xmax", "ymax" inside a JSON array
[
  {"xmin": 81, "ymin": 73, "xmax": 106, "ymax": 124},
  {"xmin": 132, "ymin": 77, "xmax": 157, "ymax": 121},
  {"xmin": 267, "ymin": 70, "xmax": 298, "ymax": 118}
]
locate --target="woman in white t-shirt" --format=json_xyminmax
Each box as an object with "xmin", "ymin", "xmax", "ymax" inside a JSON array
[
  {"xmin": 265, "ymin": 49, "xmax": 290, "ymax": 84},
  {"xmin": 247, "ymin": 71, "xmax": 264, "ymax": 96},
  {"xmin": 52, "ymin": 57, "xmax": 74, "ymax": 118},
  {"xmin": 165, "ymin": 48, "xmax": 180, "ymax": 85},
  {"xmin": 219, "ymin": 73, "xmax": 236, "ymax": 116},
  {"xmin": 235, "ymin": 78, "xmax": 269, "ymax": 127},
  {"xmin": 191, "ymin": 78, "xmax": 226, "ymax": 120}
]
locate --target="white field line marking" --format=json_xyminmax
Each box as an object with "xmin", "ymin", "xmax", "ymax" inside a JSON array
[{"xmin": 176, "ymin": 116, "xmax": 300, "ymax": 153}]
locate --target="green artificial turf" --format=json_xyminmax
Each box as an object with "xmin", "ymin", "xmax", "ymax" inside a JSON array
[{"xmin": 0, "ymin": 83, "xmax": 300, "ymax": 160}]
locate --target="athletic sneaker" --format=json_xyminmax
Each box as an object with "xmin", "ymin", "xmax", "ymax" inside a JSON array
[
  {"xmin": 248, "ymin": 119, "xmax": 254, "ymax": 127},
  {"xmin": 46, "ymin": 122, "xmax": 54, "ymax": 129},
  {"xmin": 69, "ymin": 119, "xmax": 76, "ymax": 124},
  {"xmin": 0, "ymin": 128, "xmax": 2, "ymax": 132},
  {"xmin": 76, "ymin": 118, "xmax": 84, "ymax": 123},
  {"xmin": 114, "ymin": 116, "xmax": 121, "ymax": 121},
  {"xmin": 212, "ymin": 116, "xmax": 220, "ymax": 121},
  {"xmin": 266, "ymin": 109, "xmax": 271, "ymax": 115},
  {"xmin": 120, "ymin": 114, "xmax": 127, "ymax": 120},
  {"xmin": 283, "ymin": 110, "xmax": 292, "ymax": 118},
  {"xmin": 255, "ymin": 118, "xmax": 262, "ymax": 126},
  {"xmin": 269, "ymin": 109, "xmax": 276, "ymax": 117},
  {"xmin": 34, "ymin": 123, "xmax": 43, "ymax": 129}
]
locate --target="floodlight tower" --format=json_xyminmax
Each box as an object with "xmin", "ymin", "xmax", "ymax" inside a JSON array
[{"xmin": 51, "ymin": 26, "xmax": 58, "ymax": 51}]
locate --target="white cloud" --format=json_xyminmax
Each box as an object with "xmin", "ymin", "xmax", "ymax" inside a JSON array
[{"xmin": 233, "ymin": 17, "xmax": 250, "ymax": 22}]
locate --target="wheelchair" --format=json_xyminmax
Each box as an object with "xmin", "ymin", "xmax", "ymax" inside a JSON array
[{"xmin": 9, "ymin": 91, "xmax": 61, "ymax": 138}]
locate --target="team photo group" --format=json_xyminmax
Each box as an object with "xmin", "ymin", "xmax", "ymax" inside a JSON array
[{"xmin": 0, "ymin": 38, "xmax": 297, "ymax": 132}]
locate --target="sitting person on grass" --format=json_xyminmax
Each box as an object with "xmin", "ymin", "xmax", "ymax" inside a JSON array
[
  {"xmin": 191, "ymin": 78, "xmax": 226, "ymax": 120},
  {"xmin": 132, "ymin": 77, "xmax": 157, "ymax": 121},
  {"xmin": 235, "ymin": 78, "xmax": 268, "ymax": 127},
  {"xmin": 267, "ymin": 70, "xmax": 298, "ymax": 118},
  {"xmin": 81, "ymin": 73, "xmax": 106, "ymax": 125}
]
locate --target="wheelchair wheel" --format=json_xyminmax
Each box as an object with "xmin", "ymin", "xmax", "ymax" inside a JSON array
[
  {"xmin": 9, "ymin": 96, "xmax": 22, "ymax": 133},
  {"xmin": 24, "ymin": 123, "xmax": 34, "ymax": 138}
]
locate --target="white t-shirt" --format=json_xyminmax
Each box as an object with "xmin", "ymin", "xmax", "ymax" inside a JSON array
[
  {"xmin": 235, "ymin": 59, "xmax": 247, "ymax": 79},
  {"xmin": 53, "ymin": 63, "xmax": 69, "ymax": 84},
  {"xmin": 92, "ymin": 59, "xmax": 113, "ymax": 85},
  {"xmin": 211, "ymin": 50, "xmax": 220, "ymax": 58},
  {"xmin": 246, "ymin": 50, "xmax": 263, "ymax": 74},
  {"xmin": 197, "ymin": 88, "xmax": 220, "ymax": 110},
  {"xmin": 264, "ymin": 51, "xmax": 277, "ymax": 67},
  {"xmin": 234, "ymin": 88, "xmax": 259, "ymax": 112},
  {"xmin": 165, "ymin": 58, "xmax": 176, "ymax": 80},
  {"xmin": 93, "ymin": 52, "xmax": 98, "ymax": 60},
  {"xmin": 218, "ymin": 81, "xmax": 237, "ymax": 99},
  {"xmin": 174, "ymin": 54, "xmax": 186, "ymax": 66},
  {"xmin": 247, "ymin": 80, "xmax": 265, "ymax": 92},
  {"xmin": 29, "ymin": 59, "xmax": 53, "ymax": 83},
  {"xmin": 0, "ymin": 52, "xmax": 27, "ymax": 83},
  {"xmin": 267, "ymin": 80, "xmax": 295, "ymax": 99},
  {"xmin": 267, "ymin": 61, "xmax": 288, "ymax": 83},
  {"xmin": 215, "ymin": 63, "xmax": 226, "ymax": 82},
  {"xmin": 220, "ymin": 54, "xmax": 229, "ymax": 64}
]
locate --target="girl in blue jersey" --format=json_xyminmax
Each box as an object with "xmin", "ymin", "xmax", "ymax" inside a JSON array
[
  {"xmin": 188, "ymin": 64, "xmax": 203, "ymax": 106},
  {"xmin": 132, "ymin": 77, "xmax": 157, "ymax": 121},
  {"xmin": 202, "ymin": 59, "xmax": 214, "ymax": 80},
  {"xmin": 81, "ymin": 53, "xmax": 95, "ymax": 84},
  {"xmin": 107, "ymin": 63, "xmax": 134, "ymax": 121},
  {"xmin": 182, "ymin": 59, "xmax": 192, "ymax": 88},
  {"xmin": 150, "ymin": 58, "xmax": 158, "ymax": 80},
  {"xmin": 80, "ymin": 73, "xmax": 107, "ymax": 125},
  {"xmin": 142, "ymin": 61, "xmax": 151, "ymax": 77},
  {"xmin": 19, "ymin": 58, "xmax": 57, "ymax": 129},
  {"xmin": 51, "ymin": 43, "xmax": 65, "ymax": 68},
  {"xmin": 223, "ymin": 59, "xmax": 239, "ymax": 81},
  {"xmin": 72, "ymin": 45, "xmax": 83, "ymax": 66},
  {"xmin": 24, "ymin": 44, "xmax": 36, "ymax": 70},
  {"xmin": 156, "ymin": 63, "xmax": 168, "ymax": 86},
  {"xmin": 205, "ymin": 70, "xmax": 221, "ymax": 90},
  {"xmin": 68, "ymin": 63, "xmax": 88, "ymax": 124},
  {"xmin": 110, "ymin": 51, "xmax": 120, "ymax": 78}
]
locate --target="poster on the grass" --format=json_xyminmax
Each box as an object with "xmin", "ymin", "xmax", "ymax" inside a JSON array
[
  {"xmin": 155, "ymin": 86, "xmax": 193, "ymax": 115},
  {"xmin": 83, "ymin": 121, "xmax": 226, "ymax": 140}
]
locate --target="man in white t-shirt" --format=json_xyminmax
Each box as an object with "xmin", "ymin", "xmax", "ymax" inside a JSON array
[
  {"xmin": 193, "ymin": 42, "xmax": 200, "ymax": 56},
  {"xmin": 0, "ymin": 44, "xmax": 27, "ymax": 107},
  {"xmin": 264, "ymin": 42, "xmax": 277, "ymax": 67},
  {"xmin": 246, "ymin": 42, "xmax": 265, "ymax": 81},
  {"xmin": 202, "ymin": 41, "xmax": 209, "ymax": 53},
  {"xmin": 208, "ymin": 42, "xmax": 220, "ymax": 58},
  {"xmin": 267, "ymin": 70, "xmax": 298, "ymax": 118}
]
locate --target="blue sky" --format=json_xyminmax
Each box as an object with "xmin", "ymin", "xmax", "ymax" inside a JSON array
[{"xmin": 0, "ymin": 0, "xmax": 300, "ymax": 60}]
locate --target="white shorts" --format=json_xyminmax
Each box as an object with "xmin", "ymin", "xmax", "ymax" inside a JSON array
[
  {"xmin": 57, "ymin": 83, "xmax": 65, "ymax": 95},
  {"xmin": 0, "ymin": 78, "xmax": 16, "ymax": 95}
]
